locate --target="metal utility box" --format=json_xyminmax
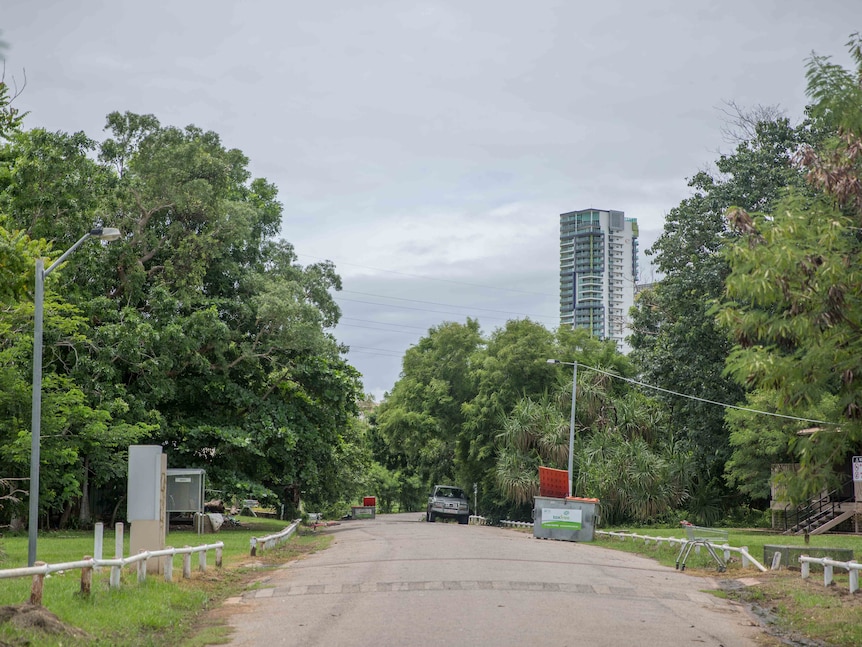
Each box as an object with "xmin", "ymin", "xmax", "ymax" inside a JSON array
[
  {"xmin": 166, "ymin": 469, "xmax": 206, "ymax": 513},
  {"xmin": 533, "ymin": 496, "xmax": 599, "ymax": 542}
]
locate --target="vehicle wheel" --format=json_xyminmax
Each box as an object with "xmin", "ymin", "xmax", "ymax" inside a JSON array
[
  {"xmin": 458, "ymin": 515, "xmax": 469, "ymax": 525},
  {"xmin": 427, "ymin": 512, "xmax": 435, "ymax": 522}
]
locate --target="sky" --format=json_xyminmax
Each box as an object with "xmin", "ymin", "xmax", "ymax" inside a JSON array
[{"xmin": 2, "ymin": 1, "xmax": 858, "ymax": 399}]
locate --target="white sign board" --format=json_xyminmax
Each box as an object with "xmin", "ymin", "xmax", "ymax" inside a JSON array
[
  {"xmin": 853, "ymin": 456, "xmax": 862, "ymax": 482},
  {"xmin": 540, "ymin": 507, "xmax": 583, "ymax": 530}
]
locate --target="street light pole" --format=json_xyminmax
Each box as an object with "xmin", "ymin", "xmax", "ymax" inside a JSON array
[
  {"xmin": 28, "ymin": 227, "xmax": 121, "ymax": 566},
  {"xmin": 547, "ymin": 359, "xmax": 577, "ymax": 497}
]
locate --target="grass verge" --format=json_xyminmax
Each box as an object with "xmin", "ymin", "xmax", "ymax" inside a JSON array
[
  {"xmin": 0, "ymin": 516, "xmax": 332, "ymax": 646},
  {"xmin": 593, "ymin": 527, "xmax": 862, "ymax": 647}
]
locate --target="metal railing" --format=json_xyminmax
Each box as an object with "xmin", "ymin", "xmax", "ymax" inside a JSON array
[
  {"xmin": 778, "ymin": 477, "xmax": 854, "ymax": 534},
  {"xmin": 596, "ymin": 530, "xmax": 767, "ymax": 572},
  {"xmin": 249, "ymin": 518, "xmax": 301, "ymax": 555},
  {"xmin": 0, "ymin": 541, "xmax": 224, "ymax": 606},
  {"xmin": 799, "ymin": 555, "xmax": 861, "ymax": 593}
]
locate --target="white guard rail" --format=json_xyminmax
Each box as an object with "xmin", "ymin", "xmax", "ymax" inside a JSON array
[
  {"xmin": 500, "ymin": 520, "xmax": 532, "ymax": 529},
  {"xmin": 799, "ymin": 555, "xmax": 861, "ymax": 593},
  {"xmin": 250, "ymin": 518, "xmax": 301, "ymax": 555},
  {"xmin": 0, "ymin": 541, "xmax": 224, "ymax": 606},
  {"xmin": 596, "ymin": 530, "xmax": 767, "ymax": 572}
]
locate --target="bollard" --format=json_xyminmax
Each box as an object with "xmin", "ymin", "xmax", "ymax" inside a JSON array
[
  {"xmin": 801, "ymin": 560, "xmax": 810, "ymax": 579},
  {"xmin": 81, "ymin": 556, "xmax": 93, "ymax": 597},
  {"xmin": 183, "ymin": 549, "xmax": 191, "ymax": 579},
  {"xmin": 849, "ymin": 563, "xmax": 859, "ymax": 594},
  {"xmin": 30, "ymin": 562, "xmax": 46, "ymax": 606},
  {"xmin": 199, "ymin": 550, "xmax": 207, "ymax": 572},
  {"xmin": 824, "ymin": 563, "xmax": 834, "ymax": 587}
]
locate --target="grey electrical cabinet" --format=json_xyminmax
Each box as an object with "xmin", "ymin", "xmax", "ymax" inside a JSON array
[{"xmin": 166, "ymin": 468, "xmax": 206, "ymax": 513}]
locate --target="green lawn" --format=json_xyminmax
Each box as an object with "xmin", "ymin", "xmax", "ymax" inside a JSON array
[{"xmin": 0, "ymin": 517, "xmax": 332, "ymax": 647}]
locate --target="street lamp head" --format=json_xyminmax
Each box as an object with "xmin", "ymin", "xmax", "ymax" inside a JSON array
[
  {"xmin": 90, "ymin": 227, "xmax": 122, "ymax": 241},
  {"xmin": 546, "ymin": 359, "xmax": 559, "ymax": 364}
]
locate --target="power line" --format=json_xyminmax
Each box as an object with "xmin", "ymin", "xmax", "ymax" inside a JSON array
[
  {"xmin": 577, "ymin": 362, "xmax": 838, "ymax": 427},
  {"xmin": 340, "ymin": 289, "xmax": 557, "ymax": 321},
  {"xmin": 298, "ymin": 252, "xmax": 554, "ymax": 298}
]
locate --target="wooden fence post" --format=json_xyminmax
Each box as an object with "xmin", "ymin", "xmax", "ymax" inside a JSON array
[
  {"xmin": 183, "ymin": 549, "xmax": 191, "ymax": 579},
  {"xmin": 80, "ymin": 556, "xmax": 93, "ymax": 597},
  {"xmin": 29, "ymin": 562, "xmax": 46, "ymax": 606}
]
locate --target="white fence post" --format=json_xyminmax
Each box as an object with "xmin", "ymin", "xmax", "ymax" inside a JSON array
[
  {"xmin": 199, "ymin": 550, "xmax": 207, "ymax": 572},
  {"xmin": 94, "ymin": 523, "xmax": 104, "ymax": 571},
  {"xmin": 824, "ymin": 563, "xmax": 834, "ymax": 587},
  {"xmin": 137, "ymin": 552, "xmax": 147, "ymax": 583},
  {"xmin": 110, "ymin": 522, "xmax": 124, "ymax": 589},
  {"xmin": 801, "ymin": 560, "xmax": 810, "ymax": 579},
  {"xmin": 164, "ymin": 548, "xmax": 174, "ymax": 582},
  {"xmin": 183, "ymin": 549, "xmax": 191, "ymax": 579},
  {"xmin": 850, "ymin": 562, "xmax": 859, "ymax": 594}
]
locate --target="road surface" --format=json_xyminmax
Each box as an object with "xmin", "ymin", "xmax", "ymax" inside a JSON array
[{"xmin": 218, "ymin": 513, "xmax": 763, "ymax": 646}]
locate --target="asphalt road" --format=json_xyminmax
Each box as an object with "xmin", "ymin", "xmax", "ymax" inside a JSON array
[{"xmin": 219, "ymin": 513, "xmax": 763, "ymax": 646}]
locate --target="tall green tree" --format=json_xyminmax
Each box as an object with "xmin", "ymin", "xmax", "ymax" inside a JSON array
[
  {"xmin": 717, "ymin": 35, "xmax": 862, "ymax": 503},
  {"xmin": 375, "ymin": 319, "xmax": 482, "ymax": 492},
  {"xmin": 629, "ymin": 105, "xmax": 824, "ymax": 512}
]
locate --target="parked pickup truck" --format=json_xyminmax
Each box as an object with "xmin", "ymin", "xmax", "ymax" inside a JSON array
[{"xmin": 426, "ymin": 485, "xmax": 470, "ymax": 524}]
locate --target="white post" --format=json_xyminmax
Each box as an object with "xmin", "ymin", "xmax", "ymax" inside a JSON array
[
  {"xmin": 199, "ymin": 550, "xmax": 207, "ymax": 572},
  {"xmin": 164, "ymin": 550, "xmax": 174, "ymax": 582},
  {"xmin": 771, "ymin": 552, "xmax": 782, "ymax": 570},
  {"xmin": 115, "ymin": 522, "xmax": 124, "ymax": 560},
  {"xmin": 849, "ymin": 564, "xmax": 859, "ymax": 594},
  {"xmin": 824, "ymin": 563, "xmax": 834, "ymax": 587},
  {"xmin": 741, "ymin": 546, "xmax": 750, "ymax": 569},
  {"xmin": 801, "ymin": 560, "xmax": 810, "ymax": 579},
  {"xmin": 183, "ymin": 549, "xmax": 191, "ymax": 579},
  {"xmin": 94, "ymin": 522, "xmax": 104, "ymax": 571},
  {"xmin": 138, "ymin": 552, "xmax": 147, "ymax": 583},
  {"xmin": 110, "ymin": 522, "xmax": 124, "ymax": 588}
]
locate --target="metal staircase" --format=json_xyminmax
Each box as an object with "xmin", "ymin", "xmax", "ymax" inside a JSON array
[{"xmin": 779, "ymin": 477, "xmax": 857, "ymax": 536}]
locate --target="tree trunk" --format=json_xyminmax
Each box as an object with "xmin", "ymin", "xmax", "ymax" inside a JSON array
[
  {"xmin": 78, "ymin": 458, "xmax": 91, "ymax": 525},
  {"xmin": 58, "ymin": 500, "xmax": 73, "ymax": 529}
]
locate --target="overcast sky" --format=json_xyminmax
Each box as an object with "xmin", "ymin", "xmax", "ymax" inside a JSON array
[{"xmin": 2, "ymin": 1, "xmax": 858, "ymax": 399}]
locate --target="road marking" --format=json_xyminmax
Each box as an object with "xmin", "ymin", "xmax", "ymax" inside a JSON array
[{"xmin": 247, "ymin": 580, "xmax": 692, "ymax": 601}]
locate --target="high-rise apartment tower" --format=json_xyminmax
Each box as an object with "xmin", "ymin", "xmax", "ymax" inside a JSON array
[{"xmin": 559, "ymin": 208, "xmax": 639, "ymax": 351}]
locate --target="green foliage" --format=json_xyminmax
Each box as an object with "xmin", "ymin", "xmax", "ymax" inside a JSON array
[
  {"xmin": 717, "ymin": 37, "xmax": 862, "ymax": 503},
  {"xmin": 629, "ymin": 87, "xmax": 828, "ymax": 516},
  {"xmin": 0, "ymin": 109, "xmax": 364, "ymax": 527}
]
